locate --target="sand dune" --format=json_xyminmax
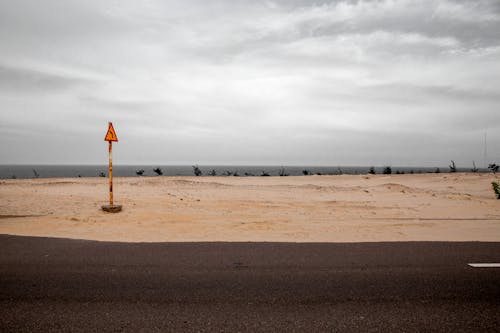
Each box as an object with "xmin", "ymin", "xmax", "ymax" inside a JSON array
[{"xmin": 0, "ymin": 173, "xmax": 499, "ymax": 242}]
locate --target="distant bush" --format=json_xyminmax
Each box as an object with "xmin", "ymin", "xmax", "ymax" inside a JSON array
[
  {"xmin": 279, "ymin": 166, "xmax": 289, "ymax": 176},
  {"xmin": 471, "ymin": 161, "xmax": 478, "ymax": 173},
  {"xmin": 449, "ymin": 160, "xmax": 457, "ymax": 173},
  {"xmin": 435, "ymin": 168, "xmax": 441, "ymax": 173},
  {"xmin": 383, "ymin": 166, "xmax": 392, "ymax": 175},
  {"xmin": 192, "ymin": 165, "xmax": 202, "ymax": 176},
  {"xmin": 153, "ymin": 167, "xmax": 163, "ymax": 176},
  {"xmin": 488, "ymin": 163, "xmax": 499, "ymax": 174},
  {"xmin": 244, "ymin": 172, "xmax": 254, "ymax": 176},
  {"xmin": 32, "ymin": 169, "xmax": 40, "ymax": 178},
  {"xmin": 136, "ymin": 169, "xmax": 145, "ymax": 176},
  {"xmin": 233, "ymin": 171, "xmax": 240, "ymax": 177},
  {"xmin": 492, "ymin": 182, "xmax": 500, "ymax": 199},
  {"xmin": 99, "ymin": 172, "xmax": 106, "ymax": 177},
  {"xmin": 302, "ymin": 169, "xmax": 311, "ymax": 176},
  {"xmin": 369, "ymin": 167, "xmax": 376, "ymax": 175},
  {"xmin": 223, "ymin": 170, "xmax": 233, "ymax": 176},
  {"xmin": 337, "ymin": 168, "xmax": 343, "ymax": 175},
  {"xmin": 261, "ymin": 171, "xmax": 270, "ymax": 176},
  {"xmin": 208, "ymin": 169, "xmax": 217, "ymax": 176}
]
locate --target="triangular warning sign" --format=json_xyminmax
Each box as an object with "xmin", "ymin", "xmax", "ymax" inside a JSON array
[{"xmin": 104, "ymin": 122, "xmax": 118, "ymax": 142}]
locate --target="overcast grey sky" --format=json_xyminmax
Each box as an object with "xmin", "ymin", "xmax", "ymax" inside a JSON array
[{"xmin": 1, "ymin": 0, "xmax": 499, "ymax": 166}]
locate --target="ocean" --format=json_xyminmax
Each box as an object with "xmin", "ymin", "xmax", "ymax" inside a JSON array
[{"xmin": 0, "ymin": 165, "xmax": 481, "ymax": 179}]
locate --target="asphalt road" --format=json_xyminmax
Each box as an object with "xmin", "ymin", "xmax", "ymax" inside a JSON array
[{"xmin": 0, "ymin": 235, "xmax": 499, "ymax": 332}]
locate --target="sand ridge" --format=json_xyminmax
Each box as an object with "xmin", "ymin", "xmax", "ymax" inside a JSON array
[{"xmin": 0, "ymin": 173, "xmax": 499, "ymax": 242}]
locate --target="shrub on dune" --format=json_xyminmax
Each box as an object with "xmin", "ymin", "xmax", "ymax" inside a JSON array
[
  {"xmin": 492, "ymin": 182, "xmax": 500, "ymax": 199},
  {"xmin": 488, "ymin": 163, "xmax": 499, "ymax": 174},
  {"xmin": 192, "ymin": 165, "xmax": 202, "ymax": 176}
]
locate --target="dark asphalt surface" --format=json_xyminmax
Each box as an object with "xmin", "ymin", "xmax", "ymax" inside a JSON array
[{"xmin": 0, "ymin": 235, "xmax": 499, "ymax": 332}]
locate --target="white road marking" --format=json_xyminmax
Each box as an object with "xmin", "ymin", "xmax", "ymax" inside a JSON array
[{"xmin": 468, "ymin": 263, "xmax": 500, "ymax": 268}]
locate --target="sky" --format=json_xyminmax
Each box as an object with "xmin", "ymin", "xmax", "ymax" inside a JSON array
[{"xmin": 0, "ymin": 0, "xmax": 499, "ymax": 167}]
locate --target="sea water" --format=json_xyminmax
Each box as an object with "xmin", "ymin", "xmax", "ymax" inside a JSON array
[{"xmin": 0, "ymin": 165, "xmax": 476, "ymax": 179}]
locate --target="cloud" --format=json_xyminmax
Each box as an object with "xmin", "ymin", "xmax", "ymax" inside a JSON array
[
  {"xmin": 0, "ymin": 63, "xmax": 91, "ymax": 93},
  {"xmin": 0, "ymin": 0, "xmax": 499, "ymax": 165}
]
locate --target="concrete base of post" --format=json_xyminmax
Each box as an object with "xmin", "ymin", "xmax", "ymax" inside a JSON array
[{"xmin": 101, "ymin": 204, "xmax": 122, "ymax": 213}]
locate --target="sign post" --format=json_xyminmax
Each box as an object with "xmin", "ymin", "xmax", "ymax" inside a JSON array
[{"xmin": 102, "ymin": 122, "xmax": 122, "ymax": 213}]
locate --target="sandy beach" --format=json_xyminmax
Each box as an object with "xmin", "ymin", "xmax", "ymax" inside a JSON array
[{"xmin": 0, "ymin": 173, "xmax": 499, "ymax": 242}]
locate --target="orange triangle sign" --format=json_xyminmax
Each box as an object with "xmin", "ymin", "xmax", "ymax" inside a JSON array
[{"xmin": 104, "ymin": 122, "xmax": 118, "ymax": 142}]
